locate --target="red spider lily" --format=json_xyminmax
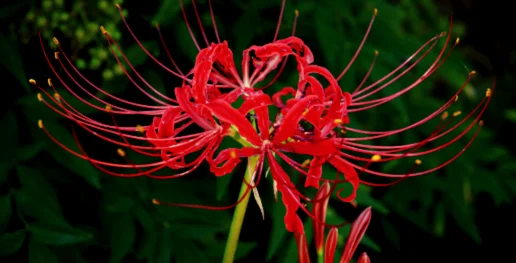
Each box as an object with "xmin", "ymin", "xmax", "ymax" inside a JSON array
[
  {"xmin": 31, "ymin": 0, "xmax": 493, "ymax": 235},
  {"xmin": 296, "ymin": 183, "xmax": 372, "ymax": 262}
]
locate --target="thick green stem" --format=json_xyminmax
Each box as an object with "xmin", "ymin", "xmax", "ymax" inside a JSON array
[
  {"xmin": 317, "ymin": 252, "xmax": 324, "ymax": 263},
  {"xmin": 221, "ymin": 155, "xmax": 260, "ymax": 263}
]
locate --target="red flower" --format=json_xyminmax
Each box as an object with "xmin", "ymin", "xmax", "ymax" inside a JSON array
[
  {"xmin": 31, "ymin": 0, "xmax": 493, "ymax": 235},
  {"xmin": 296, "ymin": 183, "xmax": 373, "ymax": 262}
]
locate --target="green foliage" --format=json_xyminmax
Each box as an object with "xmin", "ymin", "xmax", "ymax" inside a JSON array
[{"xmin": 0, "ymin": 0, "xmax": 514, "ymax": 262}]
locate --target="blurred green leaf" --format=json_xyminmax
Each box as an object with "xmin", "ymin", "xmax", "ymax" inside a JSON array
[
  {"xmin": 0, "ymin": 162, "xmax": 12, "ymax": 182},
  {"xmin": 16, "ymin": 142, "xmax": 46, "ymax": 161},
  {"xmin": 433, "ymin": 202, "xmax": 446, "ymax": 237},
  {"xmin": 135, "ymin": 207, "xmax": 157, "ymax": 261},
  {"xmin": 29, "ymin": 222, "xmax": 93, "ymax": 246},
  {"xmin": 0, "ymin": 194, "xmax": 12, "ymax": 232},
  {"xmin": 124, "ymin": 41, "xmax": 160, "ymax": 68},
  {"xmin": 0, "ymin": 229, "xmax": 26, "ymax": 257},
  {"xmin": 151, "ymin": 226, "xmax": 173, "ymax": 263},
  {"xmin": 175, "ymin": 241, "xmax": 210, "ymax": 263},
  {"xmin": 28, "ymin": 238, "xmax": 58, "ymax": 263},
  {"xmin": 0, "ymin": 111, "xmax": 19, "ymax": 162},
  {"xmin": 504, "ymin": 109, "xmax": 516, "ymax": 122},
  {"xmin": 109, "ymin": 216, "xmax": 136, "ymax": 263},
  {"xmin": 15, "ymin": 166, "xmax": 68, "ymax": 225},
  {"xmin": 152, "ymin": 1, "xmax": 185, "ymax": 26},
  {"xmin": 266, "ymin": 198, "xmax": 287, "ymax": 260},
  {"xmin": 0, "ymin": 34, "xmax": 30, "ymax": 92},
  {"xmin": 355, "ymin": 185, "xmax": 389, "ymax": 214},
  {"xmin": 38, "ymin": 120, "xmax": 101, "ymax": 189}
]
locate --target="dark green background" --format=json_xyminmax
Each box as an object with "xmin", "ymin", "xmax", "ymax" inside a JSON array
[{"xmin": 1, "ymin": 0, "xmax": 514, "ymax": 262}]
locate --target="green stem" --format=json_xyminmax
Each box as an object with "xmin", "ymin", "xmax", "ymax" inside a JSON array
[
  {"xmin": 317, "ymin": 251, "xmax": 324, "ymax": 263},
  {"xmin": 222, "ymin": 155, "xmax": 260, "ymax": 263}
]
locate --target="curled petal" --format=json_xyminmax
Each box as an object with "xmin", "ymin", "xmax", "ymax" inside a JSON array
[
  {"xmin": 175, "ymin": 86, "xmax": 214, "ymax": 130},
  {"xmin": 272, "ymin": 87, "xmax": 296, "ymax": 108},
  {"xmin": 306, "ymin": 157, "xmax": 325, "ymax": 188},
  {"xmin": 208, "ymin": 147, "xmax": 260, "ymax": 176},
  {"xmin": 328, "ymin": 156, "xmax": 359, "ymax": 202},
  {"xmin": 273, "ymin": 95, "xmax": 320, "ymax": 144},
  {"xmin": 267, "ymin": 151, "xmax": 304, "ymax": 234}
]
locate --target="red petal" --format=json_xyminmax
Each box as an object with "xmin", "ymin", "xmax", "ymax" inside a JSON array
[
  {"xmin": 357, "ymin": 253, "xmax": 370, "ymax": 263},
  {"xmin": 295, "ymin": 233, "xmax": 311, "ymax": 263},
  {"xmin": 267, "ymin": 151, "xmax": 304, "ymax": 234},
  {"xmin": 272, "ymin": 95, "xmax": 320, "ymax": 144},
  {"xmin": 313, "ymin": 182, "xmax": 331, "ymax": 252},
  {"xmin": 277, "ymin": 139, "xmax": 336, "ymax": 156},
  {"xmin": 328, "ymin": 155, "xmax": 359, "ymax": 202},
  {"xmin": 340, "ymin": 207, "xmax": 372, "ymax": 263},
  {"xmin": 205, "ymin": 99, "xmax": 261, "ymax": 145},
  {"xmin": 175, "ymin": 86, "xmax": 214, "ymax": 130},
  {"xmin": 324, "ymin": 228, "xmax": 339, "ymax": 263}
]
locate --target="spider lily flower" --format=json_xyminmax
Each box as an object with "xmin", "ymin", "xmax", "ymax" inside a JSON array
[
  {"xmin": 296, "ymin": 187, "xmax": 373, "ymax": 263},
  {"xmin": 31, "ymin": 0, "xmax": 493, "ymax": 235}
]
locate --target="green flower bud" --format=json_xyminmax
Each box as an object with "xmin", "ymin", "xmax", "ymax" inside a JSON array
[
  {"xmin": 36, "ymin": 17, "xmax": 48, "ymax": 27},
  {"xmin": 113, "ymin": 65, "xmax": 124, "ymax": 75},
  {"xmin": 76, "ymin": 59, "xmax": 87, "ymax": 69},
  {"xmin": 103, "ymin": 69, "xmax": 114, "ymax": 80},
  {"xmin": 75, "ymin": 28, "xmax": 85, "ymax": 40},
  {"xmin": 42, "ymin": 0, "xmax": 52, "ymax": 10},
  {"xmin": 90, "ymin": 58, "xmax": 101, "ymax": 70}
]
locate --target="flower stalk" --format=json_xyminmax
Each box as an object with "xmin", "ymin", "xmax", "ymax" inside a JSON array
[{"xmin": 222, "ymin": 155, "xmax": 260, "ymax": 263}]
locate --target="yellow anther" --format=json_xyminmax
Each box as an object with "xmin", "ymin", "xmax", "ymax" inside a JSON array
[
  {"xmin": 439, "ymin": 31, "xmax": 447, "ymax": 37},
  {"xmin": 47, "ymin": 78, "xmax": 52, "ymax": 86},
  {"xmin": 441, "ymin": 111, "xmax": 449, "ymax": 120},
  {"xmin": 455, "ymin": 95, "xmax": 459, "ymax": 102},
  {"xmin": 53, "ymin": 93, "xmax": 60, "ymax": 101},
  {"xmin": 415, "ymin": 159, "xmax": 422, "ymax": 165},
  {"xmin": 374, "ymin": 8, "xmax": 378, "ymax": 16},
  {"xmin": 105, "ymin": 105, "xmax": 112, "ymax": 112},
  {"xmin": 29, "ymin": 79, "xmax": 36, "ymax": 84},
  {"xmin": 470, "ymin": 70, "xmax": 477, "ymax": 75},
  {"xmin": 117, "ymin": 148, "xmax": 126, "ymax": 157},
  {"xmin": 334, "ymin": 119, "xmax": 343, "ymax": 125},
  {"xmin": 301, "ymin": 159, "xmax": 311, "ymax": 168},
  {"xmin": 374, "ymin": 50, "xmax": 379, "ymax": 56},
  {"xmin": 453, "ymin": 111, "xmax": 462, "ymax": 117},
  {"xmin": 38, "ymin": 119, "xmax": 43, "ymax": 129},
  {"xmin": 371, "ymin": 155, "xmax": 381, "ymax": 162},
  {"xmin": 485, "ymin": 88, "xmax": 492, "ymax": 97},
  {"xmin": 230, "ymin": 150, "xmax": 237, "ymax": 159},
  {"xmin": 152, "ymin": 198, "xmax": 160, "ymax": 205},
  {"xmin": 295, "ymin": 9, "xmax": 299, "ymax": 17},
  {"xmin": 455, "ymin": 37, "xmax": 460, "ymax": 44},
  {"xmin": 100, "ymin": 26, "xmax": 108, "ymax": 34},
  {"xmin": 287, "ymin": 137, "xmax": 295, "ymax": 142},
  {"xmin": 136, "ymin": 125, "xmax": 145, "ymax": 133},
  {"xmin": 302, "ymin": 109, "xmax": 308, "ymax": 116},
  {"xmin": 37, "ymin": 93, "xmax": 43, "ymax": 101},
  {"xmin": 116, "ymin": 3, "xmax": 121, "ymax": 8},
  {"xmin": 350, "ymin": 200, "xmax": 357, "ymax": 208},
  {"xmin": 53, "ymin": 37, "xmax": 59, "ymax": 45},
  {"xmin": 54, "ymin": 52, "xmax": 59, "ymax": 60},
  {"xmin": 479, "ymin": 120, "xmax": 484, "ymax": 126}
]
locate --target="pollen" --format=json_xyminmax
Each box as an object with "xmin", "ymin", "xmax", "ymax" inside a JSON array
[
  {"xmin": 151, "ymin": 198, "xmax": 160, "ymax": 205},
  {"xmin": 374, "ymin": 8, "xmax": 378, "ymax": 16},
  {"xmin": 54, "ymin": 52, "xmax": 59, "ymax": 60},
  {"xmin": 453, "ymin": 111, "xmax": 462, "ymax": 117},
  {"xmin": 136, "ymin": 125, "xmax": 145, "ymax": 133},
  {"xmin": 116, "ymin": 3, "xmax": 121, "ymax": 8},
  {"xmin": 301, "ymin": 159, "xmax": 311, "ymax": 168},
  {"xmin": 105, "ymin": 105, "xmax": 112, "ymax": 112},
  {"xmin": 230, "ymin": 150, "xmax": 237, "ymax": 159},
  {"xmin": 415, "ymin": 159, "xmax": 422, "ymax": 165},
  {"xmin": 334, "ymin": 119, "xmax": 343, "ymax": 125},
  {"xmin": 470, "ymin": 70, "xmax": 477, "ymax": 75},
  {"xmin": 455, "ymin": 38, "xmax": 460, "ymax": 44},
  {"xmin": 455, "ymin": 95, "xmax": 459, "ymax": 102},
  {"xmin": 302, "ymin": 109, "xmax": 309, "ymax": 116},
  {"xmin": 479, "ymin": 120, "xmax": 484, "ymax": 127},
  {"xmin": 117, "ymin": 148, "xmax": 126, "ymax": 157},
  {"xmin": 441, "ymin": 111, "xmax": 449, "ymax": 120},
  {"xmin": 439, "ymin": 31, "xmax": 447, "ymax": 37},
  {"xmin": 371, "ymin": 155, "xmax": 382, "ymax": 162},
  {"xmin": 52, "ymin": 37, "xmax": 59, "ymax": 45},
  {"xmin": 37, "ymin": 93, "xmax": 43, "ymax": 101},
  {"xmin": 100, "ymin": 26, "xmax": 108, "ymax": 34},
  {"xmin": 29, "ymin": 79, "xmax": 36, "ymax": 84},
  {"xmin": 53, "ymin": 93, "xmax": 61, "ymax": 101},
  {"xmin": 47, "ymin": 78, "xmax": 52, "ymax": 86},
  {"xmin": 38, "ymin": 119, "xmax": 43, "ymax": 129},
  {"xmin": 485, "ymin": 88, "xmax": 492, "ymax": 97},
  {"xmin": 295, "ymin": 9, "xmax": 299, "ymax": 17},
  {"xmin": 374, "ymin": 50, "xmax": 379, "ymax": 56}
]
